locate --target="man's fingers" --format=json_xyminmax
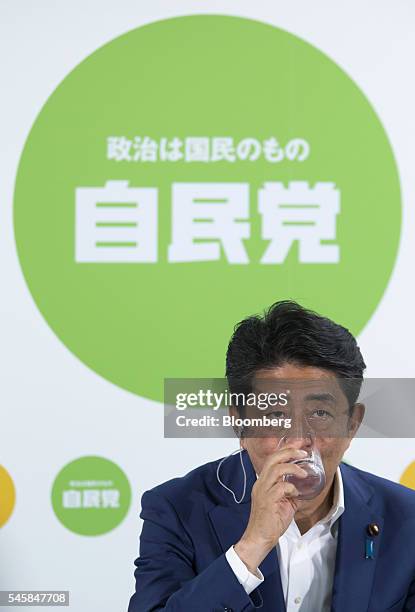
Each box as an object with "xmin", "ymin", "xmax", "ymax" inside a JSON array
[
  {"xmin": 261, "ymin": 447, "xmax": 308, "ymax": 474},
  {"xmin": 253, "ymin": 463, "xmax": 307, "ymax": 495},
  {"xmin": 274, "ymin": 481, "xmax": 299, "ymax": 500},
  {"xmin": 268, "ymin": 463, "xmax": 307, "ymax": 489},
  {"xmin": 259, "ymin": 455, "xmax": 308, "ymax": 490}
]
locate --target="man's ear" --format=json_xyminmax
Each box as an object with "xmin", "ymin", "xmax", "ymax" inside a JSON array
[
  {"xmin": 347, "ymin": 402, "xmax": 365, "ymax": 437},
  {"xmin": 228, "ymin": 404, "xmax": 243, "ymax": 442}
]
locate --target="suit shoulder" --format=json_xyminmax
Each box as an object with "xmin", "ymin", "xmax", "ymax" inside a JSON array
[
  {"xmin": 141, "ymin": 455, "xmax": 223, "ymax": 508},
  {"xmin": 342, "ymin": 462, "xmax": 415, "ymax": 513}
]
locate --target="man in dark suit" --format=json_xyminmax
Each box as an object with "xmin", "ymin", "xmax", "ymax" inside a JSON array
[{"xmin": 128, "ymin": 300, "xmax": 415, "ymax": 611}]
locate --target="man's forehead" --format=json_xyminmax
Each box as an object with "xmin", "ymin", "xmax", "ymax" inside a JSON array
[
  {"xmin": 253, "ymin": 364, "xmax": 336, "ymax": 381},
  {"xmin": 252, "ymin": 374, "xmax": 343, "ymax": 397}
]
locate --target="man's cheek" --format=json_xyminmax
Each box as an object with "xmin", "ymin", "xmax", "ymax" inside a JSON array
[{"xmin": 319, "ymin": 440, "xmax": 344, "ymax": 463}]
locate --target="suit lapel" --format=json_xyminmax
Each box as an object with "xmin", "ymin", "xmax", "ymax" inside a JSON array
[
  {"xmin": 208, "ymin": 449, "xmax": 286, "ymax": 610},
  {"xmin": 331, "ymin": 463, "xmax": 384, "ymax": 612}
]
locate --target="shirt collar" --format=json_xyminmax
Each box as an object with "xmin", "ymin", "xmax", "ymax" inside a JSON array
[
  {"xmin": 329, "ymin": 466, "xmax": 345, "ymax": 520},
  {"xmin": 323, "ymin": 465, "xmax": 345, "ymax": 534}
]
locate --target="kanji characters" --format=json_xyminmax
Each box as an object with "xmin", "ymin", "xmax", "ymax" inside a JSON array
[
  {"xmin": 75, "ymin": 180, "xmax": 158, "ymax": 263},
  {"xmin": 75, "ymin": 181, "xmax": 340, "ymax": 264},
  {"xmin": 259, "ymin": 181, "xmax": 340, "ymax": 263},
  {"xmin": 168, "ymin": 183, "xmax": 250, "ymax": 263}
]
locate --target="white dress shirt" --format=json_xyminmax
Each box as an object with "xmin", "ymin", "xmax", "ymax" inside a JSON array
[{"xmin": 226, "ymin": 466, "xmax": 345, "ymax": 611}]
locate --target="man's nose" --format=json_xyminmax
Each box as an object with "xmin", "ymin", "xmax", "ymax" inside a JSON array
[
  {"xmin": 284, "ymin": 435, "xmax": 313, "ymax": 450},
  {"xmin": 277, "ymin": 412, "xmax": 314, "ymax": 449},
  {"xmin": 286, "ymin": 412, "xmax": 312, "ymax": 439}
]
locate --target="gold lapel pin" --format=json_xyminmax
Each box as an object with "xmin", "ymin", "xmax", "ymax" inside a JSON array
[{"xmin": 367, "ymin": 523, "xmax": 380, "ymax": 537}]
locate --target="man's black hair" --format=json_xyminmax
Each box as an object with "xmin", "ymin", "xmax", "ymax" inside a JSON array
[{"xmin": 225, "ymin": 299, "xmax": 366, "ymax": 413}]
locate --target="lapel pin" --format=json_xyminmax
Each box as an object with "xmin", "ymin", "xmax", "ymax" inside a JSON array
[
  {"xmin": 365, "ymin": 523, "xmax": 380, "ymax": 559},
  {"xmin": 367, "ymin": 523, "xmax": 380, "ymax": 537},
  {"xmin": 365, "ymin": 537, "xmax": 375, "ymax": 559}
]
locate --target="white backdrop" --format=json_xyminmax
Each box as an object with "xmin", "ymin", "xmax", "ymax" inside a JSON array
[{"xmin": 1, "ymin": 2, "xmax": 415, "ymax": 611}]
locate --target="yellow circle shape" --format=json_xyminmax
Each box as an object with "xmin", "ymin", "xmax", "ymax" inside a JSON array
[
  {"xmin": 400, "ymin": 461, "xmax": 415, "ymax": 491},
  {"xmin": 0, "ymin": 465, "xmax": 16, "ymax": 527}
]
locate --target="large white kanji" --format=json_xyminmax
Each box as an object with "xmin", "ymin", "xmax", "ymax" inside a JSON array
[
  {"xmin": 258, "ymin": 181, "xmax": 340, "ymax": 263},
  {"xmin": 83, "ymin": 489, "xmax": 101, "ymax": 508},
  {"xmin": 101, "ymin": 489, "xmax": 120, "ymax": 508},
  {"xmin": 75, "ymin": 181, "xmax": 158, "ymax": 263},
  {"xmin": 168, "ymin": 183, "xmax": 250, "ymax": 263},
  {"xmin": 62, "ymin": 489, "xmax": 81, "ymax": 509}
]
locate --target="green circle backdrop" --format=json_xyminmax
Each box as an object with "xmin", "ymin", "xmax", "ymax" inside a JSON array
[
  {"xmin": 51, "ymin": 456, "xmax": 131, "ymax": 536},
  {"xmin": 14, "ymin": 16, "xmax": 401, "ymax": 401}
]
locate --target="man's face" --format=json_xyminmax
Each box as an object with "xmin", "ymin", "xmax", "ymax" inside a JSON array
[{"xmin": 229, "ymin": 362, "xmax": 364, "ymax": 510}]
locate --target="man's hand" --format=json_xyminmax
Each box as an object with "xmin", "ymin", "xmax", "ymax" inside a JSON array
[{"xmin": 234, "ymin": 447, "xmax": 308, "ymax": 574}]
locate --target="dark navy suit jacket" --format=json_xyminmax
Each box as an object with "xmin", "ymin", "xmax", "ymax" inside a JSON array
[{"xmin": 128, "ymin": 450, "xmax": 415, "ymax": 611}]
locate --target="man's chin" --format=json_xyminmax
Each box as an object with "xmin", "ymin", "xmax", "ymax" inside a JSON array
[{"xmin": 294, "ymin": 498, "xmax": 311, "ymax": 511}]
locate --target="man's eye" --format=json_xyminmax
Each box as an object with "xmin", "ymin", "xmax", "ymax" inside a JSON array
[
  {"xmin": 310, "ymin": 409, "xmax": 332, "ymax": 419},
  {"xmin": 268, "ymin": 411, "xmax": 285, "ymax": 419}
]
